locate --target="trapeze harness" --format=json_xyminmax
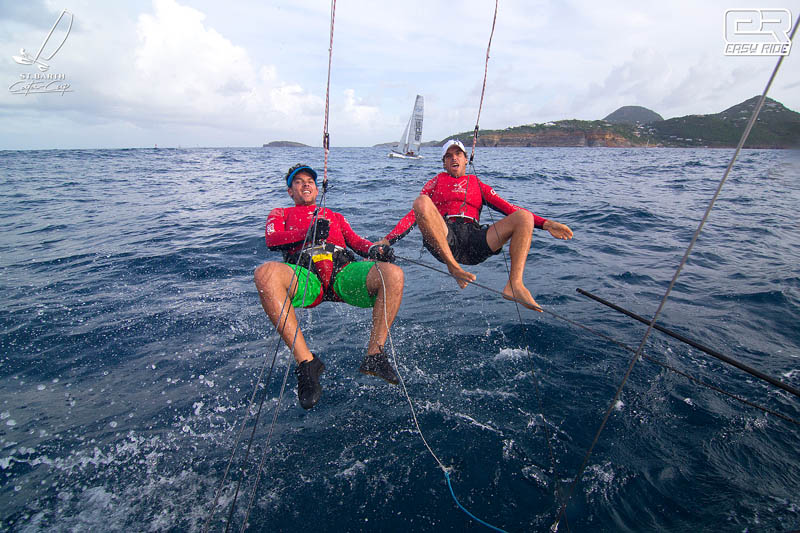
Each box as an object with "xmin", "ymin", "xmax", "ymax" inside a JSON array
[
  {"xmin": 384, "ymin": 172, "xmax": 548, "ymax": 244},
  {"xmin": 265, "ymin": 205, "xmax": 373, "ymax": 308}
]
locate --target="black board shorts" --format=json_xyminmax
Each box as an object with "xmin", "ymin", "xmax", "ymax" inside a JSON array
[{"xmin": 423, "ymin": 220, "xmax": 501, "ymax": 266}]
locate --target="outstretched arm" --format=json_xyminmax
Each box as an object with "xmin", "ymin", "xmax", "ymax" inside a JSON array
[
  {"xmin": 382, "ymin": 208, "xmax": 416, "ymax": 245},
  {"xmin": 382, "ymin": 176, "xmax": 439, "ymax": 245},
  {"xmin": 336, "ymin": 212, "xmax": 374, "ymax": 257},
  {"xmin": 478, "ymin": 180, "xmax": 571, "ymax": 239},
  {"xmin": 479, "ymin": 180, "xmax": 548, "ymax": 228}
]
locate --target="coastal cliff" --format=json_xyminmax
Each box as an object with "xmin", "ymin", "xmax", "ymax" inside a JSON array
[
  {"xmin": 443, "ymin": 97, "xmax": 798, "ymax": 149},
  {"xmin": 473, "ymin": 127, "xmax": 635, "ymax": 147}
]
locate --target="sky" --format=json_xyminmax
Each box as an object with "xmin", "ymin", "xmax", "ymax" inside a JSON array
[{"xmin": 1, "ymin": 0, "xmax": 798, "ymax": 149}]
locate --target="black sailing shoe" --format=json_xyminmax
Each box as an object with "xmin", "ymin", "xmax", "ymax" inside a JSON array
[
  {"xmin": 295, "ymin": 354, "xmax": 325, "ymax": 409},
  {"xmin": 358, "ymin": 347, "xmax": 399, "ymax": 385}
]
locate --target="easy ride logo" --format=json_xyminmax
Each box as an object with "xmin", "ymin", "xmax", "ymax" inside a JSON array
[{"xmin": 724, "ymin": 8, "xmax": 793, "ymax": 56}]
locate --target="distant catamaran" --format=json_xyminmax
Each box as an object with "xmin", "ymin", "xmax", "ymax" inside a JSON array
[{"xmin": 388, "ymin": 95, "xmax": 424, "ymax": 159}]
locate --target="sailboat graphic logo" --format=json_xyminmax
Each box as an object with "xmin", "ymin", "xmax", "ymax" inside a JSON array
[{"xmin": 12, "ymin": 9, "xmax": 74, "ymax": 72}]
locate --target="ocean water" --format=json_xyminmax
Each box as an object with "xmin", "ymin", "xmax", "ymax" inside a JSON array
[{"xmin": 1, "ymin": 146, "xmax": 798, "ymax": 532}]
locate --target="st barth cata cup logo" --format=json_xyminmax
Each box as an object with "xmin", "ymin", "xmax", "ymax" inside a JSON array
[
  {"xmin": 9, "ymin": 9, "xmax": 73, "ymax": 95},
  {"xmin": 13, "ymin": 9, "xmax": 74, "ymax": 71},
  {"xmin": 724, "ymin": 8, "xmax": 793, "ymax": 56}
]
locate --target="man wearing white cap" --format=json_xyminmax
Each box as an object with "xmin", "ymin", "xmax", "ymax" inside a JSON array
[{"xmin": 379, "ymin": 139, "xmax": 573, "ymax": 311}]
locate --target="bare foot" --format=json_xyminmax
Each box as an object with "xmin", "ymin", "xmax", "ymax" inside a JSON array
[
  {"xmin": 447, "ymin": 264, "xmax": 476, "ymax": 289},
  {"xmin": 502, "ymin": 280, "xmax": 542, "ymax": 312}
]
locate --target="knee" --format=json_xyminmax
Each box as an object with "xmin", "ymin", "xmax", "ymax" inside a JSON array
[
  {"xmin": 378, "ymin": 263, "xmax": 404, "ymax": 289},
  {"xmin": 515, "ymin": 209, "xmax": 534, "ymax": 229},
  {"xmin": 388, "ymin": 264, "xmax": 405, "ymax": 287},
  {"xmin": 412, "ymin": 195, "xmax": 434, "ymax": 215},
  {"xmin": 254, "ymin": 262, "xmax": 281, "ymax": 289}
]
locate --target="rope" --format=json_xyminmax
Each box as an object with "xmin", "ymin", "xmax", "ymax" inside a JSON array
[
  {"xmin": 373, "ymin": 7, "xmax": 513, "ymax": 529},
  {"xmin": 202, "ymin": 206, "xmax": 323, "ymax": 532},
  {"xmin": 373, "ymin": 264, "xmax": 508, "ymax": 532},
  {"xmin": 396, "ymin": 253, "xmax": 541, "ymax": 311},
  {"xmin": 238, "ymin": 338, "xmax": 296, "ymax": 532},
  {"xmin": 445, "ymin": 471, "xmax": 508, "ymax": 533},
  {"xmin": 203, "ymin": 264, "xmax": 302, "ymax": 531},
  {"xmin": 577, "ymin": 288, "xmax": 800, "ymax": 399},
  {"xmin": 566, "ymin": 294, "xmax": 800, "ymax": 427},
  {"xmin": 322, "ymin": 0, "xmax": 336, "ymax": 193},
  {"xmin": 468, "ymin": 158, "xmax": 570, "ymax": 530},
  {"xmin": 202, "ymin": 216, "xmax": 321, "ymax": 532},
  {"xmin": 374, "ymin": 265, "xmax": 446, "ymax": 470},
  {"xmin": 217, "ymin": 5, "xmax": 342, "ymax": 527},
  {"xmin": 393, "ymin": 253, "xmax": 800, "ymax": 426},
  {"xmin": 226, "ymin": 207, "xmax": 329, "ymax": 532},
  {"xmin": 235, "ymin": 230, "xmax": 326, "ymax": 530},
  {"xmin": 552, "ymin": 13, "xmax": 800, "ymax": 528},
  {"xmin": 206, "ymin": 4, "xmax": 340, "ymax": 525},
  {"xmin": 469, "ymin": 0, "xmax": 498, "ymax": 164}
]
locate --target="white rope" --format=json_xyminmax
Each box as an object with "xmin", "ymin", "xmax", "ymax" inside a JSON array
[
  {"xmin": 553, "ymin": 12, "xmax": 800, "ymax": 529},
  {"xmin": 373, "ymin": 264, "xmax": 448, "ymax": 472}
]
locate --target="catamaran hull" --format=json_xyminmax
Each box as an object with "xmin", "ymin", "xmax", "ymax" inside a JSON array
[{"xmin": 388, "ymin": 151, "xmax": 423, "ymax": 159}]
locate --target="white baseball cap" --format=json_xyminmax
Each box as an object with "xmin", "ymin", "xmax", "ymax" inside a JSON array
[{"xmin": 441, "ymin": 139, "xmax": 467, "ymax": 159}]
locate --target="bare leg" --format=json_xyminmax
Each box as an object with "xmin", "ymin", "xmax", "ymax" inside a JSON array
[
  {"xmin": 486, "ymin": 210, "xmax": 542, "ymax": 311},
  {"xmin": 413, "ymin": 195, "xmax": 476, "ymax": 289},
  {"xmin": 364, "ymin": 263, "xmax": 404, "ymax": 354},
  {"xmin": 253, "ymin": 262, "xmax": 315, "ymax": 363}
]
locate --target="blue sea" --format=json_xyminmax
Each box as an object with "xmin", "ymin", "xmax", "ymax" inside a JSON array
[{"xmin": 1, "ymin": 146, "xmax": 798, "ymax": 532}]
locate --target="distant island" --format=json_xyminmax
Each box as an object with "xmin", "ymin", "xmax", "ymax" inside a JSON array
[
  {"xmin": 387, "ymin": 96, "xmax": 798, "ymax": 149},
  {"xmin": 263, "ymin": 141, "xmax": 310, "ymax": 147}
]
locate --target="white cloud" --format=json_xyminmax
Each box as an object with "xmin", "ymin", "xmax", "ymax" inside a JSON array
[
  {"xmin": 133, "ymin": 0, "xmax": 254, "ymax": 103},
  {"xmin": 0, "ymin": 0, "xmax": 797, "ymax": 149},
  {"xmin": 341, "ymin": 89, "xmax": 380, "ymax": 128},
  {"xmin": 128, "ymin": 0, "xmax": 325, "ymax": 132}
]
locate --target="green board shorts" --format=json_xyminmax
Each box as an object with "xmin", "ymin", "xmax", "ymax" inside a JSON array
[{"xmin": 288, "ymin": 261, "xmax": 377, "ymax": 309}]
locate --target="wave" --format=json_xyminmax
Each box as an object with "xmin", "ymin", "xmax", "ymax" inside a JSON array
[{"xmin": 2, "ymin": 146, "xmax": 798, "ymax": 532}]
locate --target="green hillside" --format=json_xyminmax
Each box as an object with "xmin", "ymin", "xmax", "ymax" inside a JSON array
[
  {"xmin": 651, "ymin": 96, "xmax": 800, "ymax": 148},
  {"xmin": 436, "ymin": 97, "xmax": 799, "ymax": 148}
]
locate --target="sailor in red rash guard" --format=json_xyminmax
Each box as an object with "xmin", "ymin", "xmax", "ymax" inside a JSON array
[
  {"xmin": 379, "ymin": 139, "xmax": 573, "ymax": 311},
  {"xmin": 254, "ymin": 164, "xmax": 404, "ymax": 410},
  {"xmin": 265, "ymin": 205, "xmax": 373, "ymax": 306}
]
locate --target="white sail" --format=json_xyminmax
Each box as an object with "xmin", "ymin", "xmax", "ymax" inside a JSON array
[
  {"xmin": 394, "ymin": 117, "xmax": 412, "ymax": 154},
  {"xmin": 389, "ymin": 95, "xmax": 424, "ymax": 159}
]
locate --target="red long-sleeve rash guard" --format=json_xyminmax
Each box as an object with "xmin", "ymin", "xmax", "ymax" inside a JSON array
[
  {"xmin": 384, "ymin": 172, "xmax": 547, "ymax": 244},
  {"xmin": 264, "ymin": 204, "xmax": 373, "ymax": 257}
]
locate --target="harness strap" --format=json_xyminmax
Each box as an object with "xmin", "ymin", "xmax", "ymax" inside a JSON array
[
  {"xmin": 444, "ymin": 214, "xmax": 479, "ymax": 224},
  {"xmin": 301, "ymin": 242, "xmax": 346, "ymax": 255},
  {"xmin": 285, "ymin": 243, "xmax": 356, "ymax": 302}
]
